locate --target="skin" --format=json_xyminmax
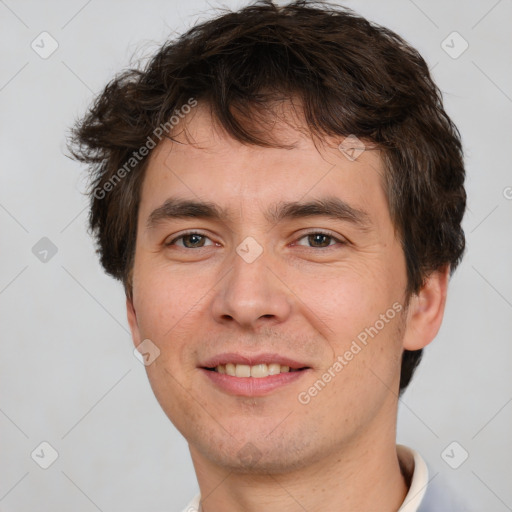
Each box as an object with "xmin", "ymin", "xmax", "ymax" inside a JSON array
[{"xmin": 127, "ymin": 103, "xmax": 449, "ymax": 512}]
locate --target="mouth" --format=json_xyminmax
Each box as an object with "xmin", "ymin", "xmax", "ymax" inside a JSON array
[
  {"xmin": 199, "ymin": 353, "xmax": 312, "ymax": 396},
  {"xmin": 203, "ymin": 363, "xmax": 309, "ymax": 377}
]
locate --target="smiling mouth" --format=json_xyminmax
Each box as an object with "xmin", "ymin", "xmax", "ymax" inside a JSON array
[{"xmin": 203, "ymin": 363, "xmax": 310, "ymax": 378}]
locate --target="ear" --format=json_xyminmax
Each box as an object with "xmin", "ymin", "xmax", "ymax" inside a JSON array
[
  {"xmin": 402, "ymin": 265, "xmax": 450, "ymax": 351},
  {"xmin": 126, "ymin": 296, "xmax": 142, "ymax": 348}
]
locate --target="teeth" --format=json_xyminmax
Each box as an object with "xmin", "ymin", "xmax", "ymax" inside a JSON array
[
  {"xmin": 251, "ymin": 364, "xmax": 269, "ymax": 377},
  {"xmin": 235, "ymin": 364, "xmax": 251, "ymax": 377},
  {"xmin": 214, "ymin": 363, "xmax": 295, "ymax": 377},
  {"xmin": 268, "ymin": 363, "xmax": 281, "ymax": 375}
]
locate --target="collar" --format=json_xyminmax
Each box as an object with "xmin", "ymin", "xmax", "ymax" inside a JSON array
[{"xmin": 397, "ymin": 444, "xmax": 429, "ymax": 512}]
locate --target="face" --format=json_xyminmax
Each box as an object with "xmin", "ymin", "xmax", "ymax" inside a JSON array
[{"xmin": 127, "ymin": 103, "xmax": 411, "ymax": 473}]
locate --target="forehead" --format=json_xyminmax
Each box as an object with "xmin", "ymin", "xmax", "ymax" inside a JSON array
[{"xmin": 139, "ymin": 103, "xmax": 389, "ymax": 225}]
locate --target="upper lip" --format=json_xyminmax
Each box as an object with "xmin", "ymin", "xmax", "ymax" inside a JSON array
[{"xmin": 200, "ymin": 353, "xmax": 310, "ymax": 370}]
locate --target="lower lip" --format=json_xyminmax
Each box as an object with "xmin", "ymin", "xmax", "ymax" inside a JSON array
[{"xmin": 200, "ymin": 368, "xmax": 309, "ymax": 396}]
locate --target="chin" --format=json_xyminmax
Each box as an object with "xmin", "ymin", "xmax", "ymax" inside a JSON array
[{"xmin": 192, "ymin": 428, "xmax": 324, "ymax": 475}]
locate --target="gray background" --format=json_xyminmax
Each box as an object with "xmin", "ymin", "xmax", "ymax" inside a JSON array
[{"xmin": 1, "ymin": 0, "xmax": 511, "ymax": 510}]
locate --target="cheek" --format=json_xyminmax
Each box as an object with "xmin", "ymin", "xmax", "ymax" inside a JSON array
[
  {"xmin": 294, "ymin": 263, "xmax": 404, "ymax": 393},
  {"xmin": 132, "ymin": 266, "xmax": 208, "ymax": 431},
  {"xmin": 143, "ymin": 355, "xmax": 201, "ymax": 439},
  {"xmin": 133, "ymin": 258, "xmax": 211, "ymax": 335},
  {"xmin": 302, "ymin": 311, "xmax": 404, "ymax": 437},
  {"xmin": 291, "ymin": 262, "xmax": 391, "ymax": 339},
  {"xmin": 131, "ymin": 267, "xmax": 211, "ymax": 376}
]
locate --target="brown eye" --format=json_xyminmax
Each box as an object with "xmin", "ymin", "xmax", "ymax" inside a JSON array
[
  {"xmin": 167, "ymin": 232, "xmax": 213, "ymax": 248},
  {"xmin": 295, "ymin": 232, "xmax": 343, "ymax": 248},
  {"xmin": 307, "ymin": 233, "xmax": 333, "ymax": 248},
  {"xmin": 182, "ymin": 234, "xmax": 206, "ymax": 248}
]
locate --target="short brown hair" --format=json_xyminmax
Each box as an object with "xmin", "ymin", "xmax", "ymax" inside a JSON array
[{"xmin": 69, "ymin": 0, "xmax": 466, "ymax": 394}]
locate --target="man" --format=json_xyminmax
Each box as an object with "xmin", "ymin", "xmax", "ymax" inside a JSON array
[{"xmin": 70, "ymin": 1, "xmax": 467, "ymax": 510}]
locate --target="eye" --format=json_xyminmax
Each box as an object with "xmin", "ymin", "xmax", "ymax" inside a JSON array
[
  {"xmin": 166, "ymin": 232, "xmax": 215, "ymax": 248},
  {"xmin": 294, "ymin": 231, "xmax": 345, "ymax": 249}
]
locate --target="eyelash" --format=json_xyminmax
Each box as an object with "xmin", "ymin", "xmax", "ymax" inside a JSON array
[{"xmin": 165, "ymin": 230, "xmax": 346, "ymax": 249}]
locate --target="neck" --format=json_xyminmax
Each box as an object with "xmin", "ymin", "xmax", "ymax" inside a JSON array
[{"xmin": 189, "ymin": 415, "xmax": 408, "ymax": 512}]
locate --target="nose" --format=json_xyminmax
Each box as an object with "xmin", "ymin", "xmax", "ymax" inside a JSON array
[{"xmin": 211, "ymin": 246, "xmax": 293, "ymax": 329}]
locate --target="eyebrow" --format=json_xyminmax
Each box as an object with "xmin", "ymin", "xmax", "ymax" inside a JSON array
[{"xmin": 146, "ymin": 196, "xmax": 371, "ymax": 231}]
